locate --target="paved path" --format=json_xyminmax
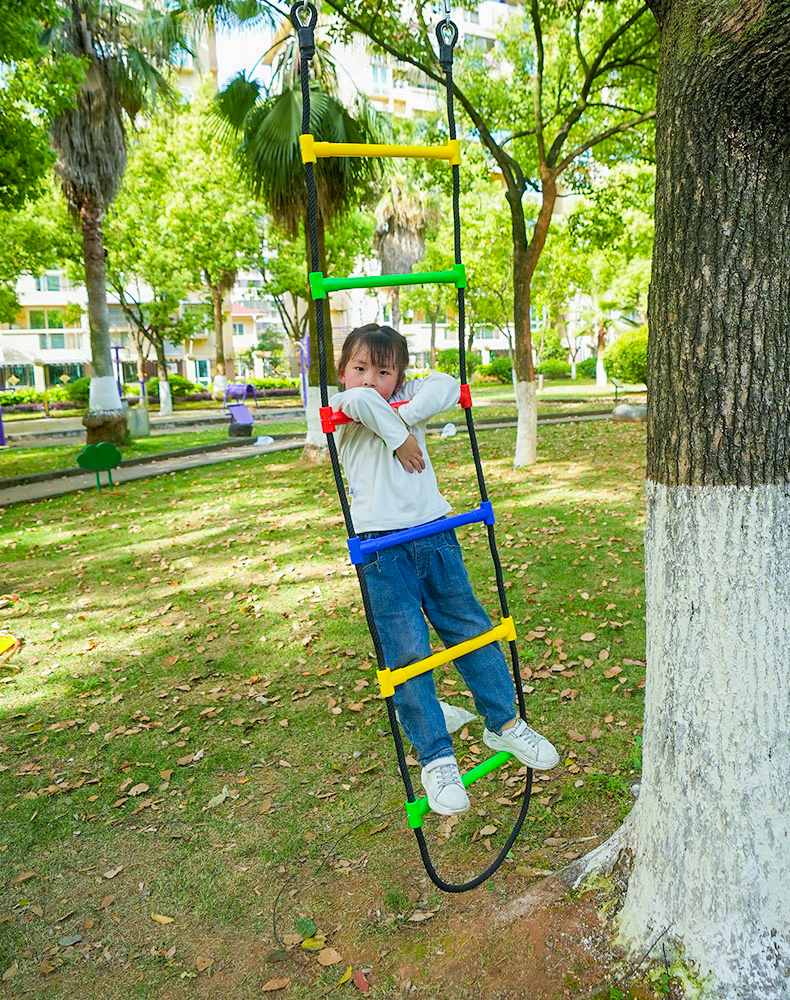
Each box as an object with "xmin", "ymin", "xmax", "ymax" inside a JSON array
[
  {"xmin": 2, "ymin": 406, "xmax": 304, "ymax": 446},
  {"xmin": 0, "ymin": 410, "xmax": 616, "ymax": 508},
  {"xmin": 0, "ymin": 438, "xmax": 304, "ymax": 507}
]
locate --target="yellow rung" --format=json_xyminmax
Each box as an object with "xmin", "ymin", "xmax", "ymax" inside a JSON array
[
  {"xmin": 376, "ymin": 617, "xmax": 516, "ymax": 698},
  {"xmin": 300, "ymin": 134, "xmax": 460, "ymax": 166}
]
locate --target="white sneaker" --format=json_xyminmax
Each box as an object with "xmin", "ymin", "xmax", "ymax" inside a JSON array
[
  {"xmin": 483, "ymin": 719, "xmax": 560, "ymax": 770},
  {"xmin": 420, "ymin": 756, "xmax": 470, "ymax": 815}
]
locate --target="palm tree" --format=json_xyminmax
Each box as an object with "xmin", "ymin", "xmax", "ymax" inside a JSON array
[
  {"xmin": 212, "ymin": 43, "xmax": 380, "ymax": 456},
  {"xmin": 374, "ymin": 175, "xmax": 438, "ymax": 329},
  {"xmin": 47, "ymin": 0, "xmax": 188, "ymax": 443}
]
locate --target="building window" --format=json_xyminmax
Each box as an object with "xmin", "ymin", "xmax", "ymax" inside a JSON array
[
  {"xmin": 38, "ymin": 332, "xmax": 66, "ymax": 349},
  {"xmin": 1, "ymin": 364, "xmax": 35, "ymax": 387},
  {"xmin": 195, "ymin": 359, "xmax": 209, "ymax": 383},
  {"xmin": 108, "ymin": 305, "xmax": 131, "ymax": 328},
  {"xmin": 462, "ymin": 8, "xmax": 480, "ymax": 22},
  {"xmin": 233, "ymin": 322, "xmax": 245, "ymax": 337},
  {"xmin": 29, "ymin": 308, "xmax": 65, "ymax": 330},
  {"xmin": 35, "ymin": 273, "xmax": 62, "ymax": 292},
  {"xmin": 371, "ymin": 64, "xmax": 388, "ymax": 93},
  {"xmin": 47, "ymin": 362, "xmax": 83, "ymax": 383}
]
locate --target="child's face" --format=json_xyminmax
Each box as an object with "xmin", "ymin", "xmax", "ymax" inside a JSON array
[{"xmin": 339, "ymin": 346, "xmax": 402, "ymax": 399}]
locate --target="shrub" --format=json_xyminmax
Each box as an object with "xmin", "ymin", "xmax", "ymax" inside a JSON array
[
  {"xmin": 576, "ymin": 357, "xmax": 598, "ymax": 379},
  {"xmin": 604, "ymin": 327, "xmax": 648, "ymax": 383},
  {"xmin": 535, "ymin": 358, "xmax": 571, "ymax": 378},
  {"xmin": 436, "ymin": 349, "xmax": 481, "ymax": 379},
  {"xmin": 477, "ymin": 356, "xmax": 512, "ymax": 383},
  {"xmin": 247, "ymin": 377, "xmax": 300, "ymax": 390},
  {"xmin": 63, "ymin": 376, "xmax": 91, "ymax": 404},
  {"xmin": 145, "ymin": 374, "xmax": 200, "ymax": 398}
]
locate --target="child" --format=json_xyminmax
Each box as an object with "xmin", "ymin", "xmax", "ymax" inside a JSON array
[{"xmin": 330, "ymin": 324, "xmax": 558, "ymax": 815}]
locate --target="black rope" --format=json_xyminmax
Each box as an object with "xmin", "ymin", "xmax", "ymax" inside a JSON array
[{"xmin": 293, "ymin": 2, "xmax": 532, "ymax": 893}]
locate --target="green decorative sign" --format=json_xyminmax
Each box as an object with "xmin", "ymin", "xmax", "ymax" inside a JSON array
[{"xmin": 77, "ymin": 442, "xmax": 122, "ymax": 491}]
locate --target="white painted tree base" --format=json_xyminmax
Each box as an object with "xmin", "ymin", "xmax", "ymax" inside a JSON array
[
  {"xmin": 212, "ymin": 374, "xmax": 228, "ymax": 402},
  {"xmin": 87, "ymin": 375, "xmax": 122, "ymax": 413},
  {"xmin": 158, "ymin": 380, "xmax": 173, "ymax": 417},
  {"xmin": 570, "ymin": 481, "xmax": 790, "ymax": 999},
  {"xmin": 596, "ymin": 357, "xmax": 607, "ymax": 387},
  {"xmin": 303, "ymin": 384, "xmax": 336, "ymax": 461},
  {"xmin": 513, "ymin": 379, "xmax": 537, "ymax": 467}
]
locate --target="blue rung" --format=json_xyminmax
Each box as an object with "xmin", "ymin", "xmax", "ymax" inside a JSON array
[{"xmin": 347, "ymin": 502, "xmax": 494, "ymax": 565}]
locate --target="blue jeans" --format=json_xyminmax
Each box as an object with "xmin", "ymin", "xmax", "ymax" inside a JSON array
[{"xmin": 359, "ymin": 527, "xmax": 516, "ymax": 765}]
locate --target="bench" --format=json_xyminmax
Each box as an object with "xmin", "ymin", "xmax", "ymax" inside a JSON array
[
  {"xmin": 223, "ymin": 383, "xmax": 258, "ymax": 411},
  {"xmin": 610, "ymin": 376, "xmax": 624, "ymax": 404}
]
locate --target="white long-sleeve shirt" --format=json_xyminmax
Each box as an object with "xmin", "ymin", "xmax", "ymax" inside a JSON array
[{"xmin": 329, "ymin": 372, "xmax": 461, "ymax": 533}]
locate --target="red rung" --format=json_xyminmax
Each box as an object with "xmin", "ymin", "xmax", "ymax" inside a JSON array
[
  {"xmin": 319, "ymin": 406, "xmax": 337, "ymax": 434},
  {"xmin": 459, "ymin": 383, "xmax": 472, "ymax": 408}
]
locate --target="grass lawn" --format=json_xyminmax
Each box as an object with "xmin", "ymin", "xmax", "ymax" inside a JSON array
[
  {"xmin": 0, "ymin": 424, "xmax": 307, "ymax": 482},
  {"xmin": 0, "ymin": 420, "xmax": 650, "ymax": 999}
]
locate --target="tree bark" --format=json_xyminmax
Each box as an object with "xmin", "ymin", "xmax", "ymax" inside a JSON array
[
  {"xmin": 602, "ymin": 4, "xmax": 790, "ymax": 995},
  {"xmin": 430, "ymin": 315, "xmax": 437, "ymax": 370},
  {"xmin": 304, "ymin": 213, "xmax": 338, "ymax": 461},
  {"xmin": 154, "ymin": 339, "xmax": 172, "ymax": 417},
  {"xmin": 80, "ymin": 201, "xmax": 126, "ymax": 445},
  {"xmin": 595, "ymin": 321, "xmax": 608, "ymax": 387}
]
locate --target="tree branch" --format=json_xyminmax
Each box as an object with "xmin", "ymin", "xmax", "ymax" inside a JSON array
[
  {"xmin": 531, "ymin": 0, "xmax": 546, "ymax": 166},
  {"xmin": 554, "ymin": 109, "xmax": 656, "ymax": 175}
]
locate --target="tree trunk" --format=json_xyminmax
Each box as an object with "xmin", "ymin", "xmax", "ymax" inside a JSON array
[
  {"xmin": 430, "ymin": 316, "xmax": 437, "ymax": 370},
  {"xmin": 212, "ymin": 284, "xmax": 228, "ymax": 400},
  {"xmin": 512, "ymin": 242, "xmax": 536, "ymax": 468},
  {"xmin": 155, "ymin": 340, "xmax": 172, "ymax": 417},
  {"xmin": 595, "ymin": 321, "xmax": 608, "ymax": 387},
  {"xmin": 605, "ymin": 4, "xmax": 790, "ymax": 994},
  {"xmin": 304, "ymin": 213, "xmax": 338, "ymax": 462},
  {"xmin": 390, "ymin": 288, "xmax": 400, "ymax": 330},
  {"xmin": 80, "ymin": 201, "xmax": 126, "ymax": 445}
]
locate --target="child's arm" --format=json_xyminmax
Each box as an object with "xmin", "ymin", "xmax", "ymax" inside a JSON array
[
  {"xmin": 330, "ymin": 387, "xmax": 410, "ymax": 451},
  {"xmin": 395, "ymin": 372, "xmax": 461, "ymax": 427}
]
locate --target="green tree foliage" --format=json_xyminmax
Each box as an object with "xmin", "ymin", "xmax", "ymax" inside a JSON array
[
  {"xmin": 45, "ymin": 0, "xmax": 192, "ymax": 438},
  {"xmin": 261, "ymin": 210, "xmax": 375, "ymax": 346},
  {"xmin": 320, "ymin": 0, "xmax": 657, "ymax": 464},
  {"xmin": 0, "ymin": 0, "xmax": 83, "ymax": 210},
  {"xmin": 603, "ymin": 325, "xmax": 648, "ymax": 382},
  {"xmin": 436, "ymin": 348, "xmax": 481, "ymax": 378}
]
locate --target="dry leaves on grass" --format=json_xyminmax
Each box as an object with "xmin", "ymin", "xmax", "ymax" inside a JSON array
[{"xmin": 262, "ymin": 977, "xmax": 290, "ymax": 992}]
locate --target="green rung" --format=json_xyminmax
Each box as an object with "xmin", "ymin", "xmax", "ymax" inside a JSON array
[
  {"xmin": 404, "ymin": 751, "xmax": 513, "ymax": 829},
  {"xmin": 309, "ymin": 263, "xmax": 466, "ymax": 300}
]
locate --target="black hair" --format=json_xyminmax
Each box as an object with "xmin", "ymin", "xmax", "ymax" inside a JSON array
[{"xmin": 338, "ymin": 324, "xmax": 409, "ymax": 380}]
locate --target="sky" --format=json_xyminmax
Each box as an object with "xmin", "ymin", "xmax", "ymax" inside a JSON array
[{"xmin": 214, "ymin": 20, "xmax": 277, "ymax": 86}]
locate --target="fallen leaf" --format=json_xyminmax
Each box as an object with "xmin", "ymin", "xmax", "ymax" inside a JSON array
[
  {"xmin": 129, "ymin": 783, "xmax": 149, "ymax": 797},
  {"xmin": 103, "ymin": 865, "xmax": 124, "ymax": 879},
  {"xmin": 282, "ymin": 933, "xmax": 302, "ymax": 948},
  {"xmin": 204, "ymin": 786, "xmax": 230, "ymax": 810},
  {"xmin": 353, "ymin": 969, "xmax": 370, "ymax": 991},
  {"xmin": 195, "ymin": 955, "xmax": 214, "ymax": 972},
  {"xmin": 151, "ymin": 913, "xmax": 174, "ymax": 925},
  {"xmin": 9, "ymin": 872, "xmax": 34, "ymax": 886},
  {"xmin": 368, "ymin": 821, "xmax": 389, "ymax": 835},
  {"xmin": 58, "ymin": 934, "xmax": 83, "ymax": 948},
  {"xmin": 2, "ymin": 962, "xmax": 18, "ymax": 981},
  {"xmin": 579, "ymin": 632, "xmax": 596, "ymax": 642},
  {"xmin": 262, "ymin": 977, "xmax": 291, "ymax": 992},
  {"xmin": 408, "ymin": 910, "xmax": 436, "ymax": 922},
  {"xmin": 590, "ymin": 727, "xmax": 603, "ymax": 739},
  {"xmin": 318, "ymin": 947, "xmax": 342, "ymax": 966},
  {"xmin": 567, "ymin": 730, "xmax": 586, "ymax": 742},
  {"xmin": 98, "ymin": 894, "xmax": 115, "ymax": 910},
  {"xmin": 543, "ymin": 837, "xmax": 566, "ymax": 847},
  {"xmin": 603, "ymin": 665, "xmax": 623, "ymax": 678},
  {"xmin": 301, "ymin": 936, "xmax": 325, "ymax": 951},
  {"xmin": 598, "ymin": 648, "xmax": 610, "ymax": 662},
  {"xmin": 338, "ymin": 966, "xmax": 352, "ymax": 985},
  {"xmin": 295, "ymin": 917, "xmax": 316, "ymax": 937}
]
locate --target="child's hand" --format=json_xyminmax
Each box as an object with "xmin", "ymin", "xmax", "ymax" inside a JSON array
[{"xmin": 396, "ymin": 434, "xmax": 426, "ymax": 474}]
